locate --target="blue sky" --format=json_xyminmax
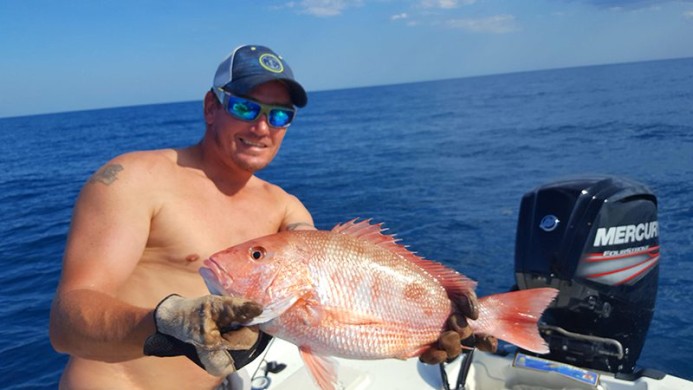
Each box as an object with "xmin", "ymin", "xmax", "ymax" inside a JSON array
[{"xmin": 1, "ymin": 0, "xmax": 692, "ymax": 118}]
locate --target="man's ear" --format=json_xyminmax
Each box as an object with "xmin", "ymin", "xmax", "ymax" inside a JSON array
[{"xmin": 204, "ymin": 90, "xmax": 220, "ymax": 126}]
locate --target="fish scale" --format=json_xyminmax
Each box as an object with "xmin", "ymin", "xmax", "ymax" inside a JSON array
[{"xmin": 269, "ymin": 231, "xmax": 450, "ymax": 358}]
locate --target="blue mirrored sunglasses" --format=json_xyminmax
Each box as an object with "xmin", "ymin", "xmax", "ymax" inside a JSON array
[{"xmin": 215, "ymin": 88, "xmax": 296, "ymax": 128}]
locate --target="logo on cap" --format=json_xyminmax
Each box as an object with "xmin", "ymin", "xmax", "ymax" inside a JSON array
[{"xmin": 259, "ymin": 54, "xmax": 284, "ymax": 73}]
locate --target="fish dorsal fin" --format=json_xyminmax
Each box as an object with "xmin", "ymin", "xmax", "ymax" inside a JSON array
[
  {"xmin": 332, "ymin": 219, "xmax": 477, "ymax": 299},
  {"xmin": 332, "ymin": 219, "xmax": 416, "ymax": 260},
  {"xmin": 332, "ymin": 218, "xmax": 399, "ymax": 246}
]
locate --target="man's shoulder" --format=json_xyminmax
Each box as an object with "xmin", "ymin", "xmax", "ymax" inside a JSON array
[
  {"xmin": 248, "ymin": 176, "xmax": 312, "ymax": 230},
  {"xmin": 87, "ymin": 149, "xmax": 178, "ymax": 188},
  {"xmin": 110, "ymin": 149, "xmax": 178, "ymax": 175},
  {"xmin": 112, "ymin": 148, "xmax": 177, "ymax": 167},
  {"xmin": 250, "ymin": 176, "xmax": 292, "ymax": 199}
]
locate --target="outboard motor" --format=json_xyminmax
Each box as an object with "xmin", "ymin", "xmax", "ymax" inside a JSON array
[{"xmin": 514, "ymin": 176, "xmax": 659, "ymax": 375}]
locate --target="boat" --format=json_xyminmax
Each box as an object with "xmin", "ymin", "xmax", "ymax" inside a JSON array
[
  {"xmin": 241, "ymin": 337, "xmax": 692, "ymax": 389},
  {"xmin": 235, "ymin": 176, "xmax": 692, "ymax": 389}
]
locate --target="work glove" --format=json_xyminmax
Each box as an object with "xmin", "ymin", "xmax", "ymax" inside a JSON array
[
  {"xmin": 419, "ymin": 290, "xmax": 498, "ymax": 364},
  {"xmin": 143, "ymin": 294, "xmax": 265, "ymax": 376}
]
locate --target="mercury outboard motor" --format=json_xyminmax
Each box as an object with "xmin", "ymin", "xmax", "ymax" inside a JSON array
[{"xmin": 514, "ymin": 176, "xmax": 659, "ymax": 375}]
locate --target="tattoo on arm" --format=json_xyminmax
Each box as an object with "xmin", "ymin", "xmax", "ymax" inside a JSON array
[
  {"xmin": 285, "ymin": 222, "xmax": 315, "ymax": 231},
  {"xmin": 88, "ymin": 164, "xmax": 123, "ymax": 186}
]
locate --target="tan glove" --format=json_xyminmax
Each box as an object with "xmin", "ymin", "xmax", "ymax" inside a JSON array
[
  {"xmin": 419, "ymin": 290, "xmax": 498, "ymax": 364},
  {"xmin": 143, "ymin": 294, "xmax": 263, "ymax": 376}
]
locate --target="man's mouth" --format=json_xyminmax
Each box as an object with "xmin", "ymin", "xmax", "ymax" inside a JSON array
[{"xmin": 240, "ymin": 137, "xmax": 266, "ymax": 148}]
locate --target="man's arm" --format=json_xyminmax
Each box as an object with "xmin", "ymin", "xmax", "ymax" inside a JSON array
[
  {"xmin": 49, "ymin": 158, "xmax": 156, "ymax": 361},
  {"xmin": 51, "ymin": 155, "xmax": 268, "ymax": 375}
]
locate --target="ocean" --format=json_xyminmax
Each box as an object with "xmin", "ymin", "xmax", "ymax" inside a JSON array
[{"xmin": 1, "ymin": 57, "xmax": 691, "ymax": 388}]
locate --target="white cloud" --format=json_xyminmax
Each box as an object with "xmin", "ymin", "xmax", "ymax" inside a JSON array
[
  {"xmin": 290, "ymin": 0, "xmax": 478, "ymax": 18},
  {"xmin": 568, "ymin": 0, "xmax": 674, "ymax": 9},
  {"xmin": 391, "ymin": 12, "xmax": 420, "ymax": 26},
  {"xmin": 684, "ymin": 10, "xmax": 693, "ymax": 19},
  {"xmin": 419, "ymin": 0, "xmax": 476, "ymax": 9},
  {"xmin": 445, "ymin": 14, "xmax": 518, "ymax": 33},
  {"xmin": 296, "ymin": 0, "xmax": 363, "ymax": 17}
]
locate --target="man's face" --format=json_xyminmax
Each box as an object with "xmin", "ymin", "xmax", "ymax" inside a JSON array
[{"xmin": 211, "ymin": 80, "xmax": 293, "ymax": 173}]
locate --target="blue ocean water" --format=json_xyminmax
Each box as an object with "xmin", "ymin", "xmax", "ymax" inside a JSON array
[{"xmin": 1, "ymin": 57, "xmax": 691, "ymax": 388}]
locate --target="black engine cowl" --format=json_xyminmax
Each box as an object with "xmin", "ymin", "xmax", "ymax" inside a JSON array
[{"xmin": 514, "ymin": 176, "xmax": 659, "ymax": 374}]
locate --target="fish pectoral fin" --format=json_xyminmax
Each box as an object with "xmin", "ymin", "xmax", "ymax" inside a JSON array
[
  {"xmin": 323, "ymin": 307, "xmax": 384, "ymax": 326},
  {"xmin": 299, "ymin": 346, "xmax": 339, "ymax": 390},
  {"xmin": 246, "ymin": 293, "xmax": 305, "ymax": 325},
  {"xmin": 293, "ymin": 303, "xmax": 384, "ymax": 327},
  {"xmin": 293, "ymin": 296, "xmax": 323, "ymax": 327}
]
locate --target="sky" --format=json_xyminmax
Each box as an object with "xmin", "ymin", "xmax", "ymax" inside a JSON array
[{"xmin": 1, "ymin": 0, "xmax": 693, "ymax": 118}]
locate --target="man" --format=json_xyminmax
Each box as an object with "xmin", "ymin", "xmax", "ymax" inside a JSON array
[{"xmin": 49, "ymin": 44, "xmax": 486, "ymax": 390}]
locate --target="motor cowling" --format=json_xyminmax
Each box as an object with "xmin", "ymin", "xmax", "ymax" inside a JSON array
[{"xmin": 514, "ymin": 176, "xmax": 659, "ymax": 374}]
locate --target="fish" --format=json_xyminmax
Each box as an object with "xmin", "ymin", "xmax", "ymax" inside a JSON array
[{"xmin": 199, "ymin": 219, "xmax": 558, "ymax": 390}]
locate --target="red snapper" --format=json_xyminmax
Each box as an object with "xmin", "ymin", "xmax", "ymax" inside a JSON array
[{"xmin": 200, "ymin": 219, "xmax": 558, "ymax": 389}]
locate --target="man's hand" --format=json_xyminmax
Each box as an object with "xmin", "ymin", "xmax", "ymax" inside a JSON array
[
  {"xmin": 419, "ymin": 291, "xmax": 498, "ymax": 364},
  {"xmin": 143, "ymin": 294, "xmax": 263, "ymax": 376}
]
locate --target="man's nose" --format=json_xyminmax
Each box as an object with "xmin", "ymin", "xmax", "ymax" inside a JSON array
[{"xmin": 251, "ymin": 114, "xmax": 271, "ymax": 134}]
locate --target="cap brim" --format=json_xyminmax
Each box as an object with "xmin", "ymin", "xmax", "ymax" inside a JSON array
[{"xmin": 227, "ymin": 75, "xmax": 308, "ymax": 108}]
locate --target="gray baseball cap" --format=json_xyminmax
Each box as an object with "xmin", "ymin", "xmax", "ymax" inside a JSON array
[{"xmin": 213, "ymin": 45, "xmax": 307, "ymax": 108}]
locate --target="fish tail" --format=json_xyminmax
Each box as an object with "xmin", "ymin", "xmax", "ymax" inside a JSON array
[{"xmin": 475, "ymin": 288, "xmax": 558, "ymax": 354}]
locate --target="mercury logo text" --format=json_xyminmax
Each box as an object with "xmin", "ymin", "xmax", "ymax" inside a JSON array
[{"xmin": 593, "ymin": 221, "xmax": 658, "ymax": 247}]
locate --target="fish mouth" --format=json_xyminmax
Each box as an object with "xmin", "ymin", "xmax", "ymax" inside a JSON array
[{"xmin": 200, "ymin": 258, "xmax": 233, "ymax": 296}]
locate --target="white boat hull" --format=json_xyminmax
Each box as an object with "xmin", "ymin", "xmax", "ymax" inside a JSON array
[{"xmin": 239, "ymin": 337, "xmax": 692, "ymax": 390}]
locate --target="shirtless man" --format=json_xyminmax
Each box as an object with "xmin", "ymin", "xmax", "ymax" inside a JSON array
[{"xmin": 49, "ymin": 44, "xmax": 485, "ymax": 389}]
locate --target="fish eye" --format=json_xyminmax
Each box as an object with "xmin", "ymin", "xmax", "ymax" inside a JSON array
[{"xmin": 249, "ymin": 246, "xmax": 266, "ymax": 260}]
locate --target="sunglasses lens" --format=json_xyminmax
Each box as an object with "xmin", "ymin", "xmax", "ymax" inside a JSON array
[
  {"xmin": 269, "ymin": 109, "xmax": 294, "ymax": 127},
  {"xmin": 224, "ymin": 93, "xmax": 295, "ymax": 127},
  {"xmin": 228, "ymin": 98, "xmax": 261, "ymax": 121}
]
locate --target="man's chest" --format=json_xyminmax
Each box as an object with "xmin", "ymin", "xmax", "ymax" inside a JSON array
[
  {"xmin": 144, "ymin": 189, "xmax": 286, "ymax": 265},
  {"xmin": 122, "ymin": 194, "xmax": 285, "ymax": 303}
]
